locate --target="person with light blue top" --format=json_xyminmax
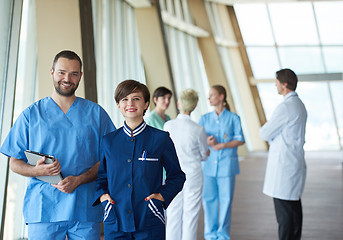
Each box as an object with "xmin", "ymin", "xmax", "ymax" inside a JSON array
[
  {"xmin": 0, "ymin": 50, "xmax": 115, "ymax": 239},
  {"xmin": 145, "ymin": 87, "xmax": 172, "ymax": 130},
  {"xmin": 199, "ymin": 85, "xmax": 245, "ymax": 240}
]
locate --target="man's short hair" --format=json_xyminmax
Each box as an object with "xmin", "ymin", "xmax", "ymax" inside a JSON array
[
  {"xmin": 178, "ymin": 89, "xmax": 198, "ymax": 113},
  {"xmin": 276, "ymin": 68, "xmax": 298, "ymax": 91},
  {"xmin": 52, "ymin": 50, "xmax": 82, "ymax": 72},
  {"xmin": 114, "ymin": 80, "xmax": 150, "ymax": 115}
]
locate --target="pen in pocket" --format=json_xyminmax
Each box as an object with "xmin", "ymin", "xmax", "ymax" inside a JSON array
[{"xmin": 138, "ymin": 150, "xmax": 158, "ymax": 161}]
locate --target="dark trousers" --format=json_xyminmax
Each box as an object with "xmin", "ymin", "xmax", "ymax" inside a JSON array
[{"xmin": 273, "ymin": 198, "xmax": 303, "ymax": 240}]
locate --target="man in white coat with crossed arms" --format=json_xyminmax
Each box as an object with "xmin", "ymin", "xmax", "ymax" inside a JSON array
[{"xmin": 260, "ymin": 68, "xmax": 307, "ymax": 240}]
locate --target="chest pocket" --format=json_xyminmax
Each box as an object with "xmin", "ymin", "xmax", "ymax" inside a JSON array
[
  {"xmin": 138, "ymin": 150, "xmax": 159, "ymax": 162},
  {"xmin": 222, "ymin": 120, "xmax": 235, "ymax": 142}
]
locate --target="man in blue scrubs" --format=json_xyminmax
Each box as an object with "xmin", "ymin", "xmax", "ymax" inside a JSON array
[
  {"xmin": 0, "ymin": 50, "xmax": 115, "ymax": 239},
  {"xmin": 260, "ymin": 68, "xmax": 307, "ymax": 240}
]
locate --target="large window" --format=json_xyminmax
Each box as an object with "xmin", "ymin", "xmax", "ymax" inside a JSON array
[
  {"xmin": 205, "ymin": 1, "xmax": 254, "ymax": 149},
  {"xmin": 159, "ymin": 0, "xmax": 210, "ymax": 122},
  {"xmin": 235, "ymin": 2, "xmax": 343, "ymax": 78},
  {"xmin": 3, "ymin": 0, "xmax": 37, "ymax": 238},
  {"xmin": 92, "ymin": 0, "xmax": 146, "ymax": 127},
  {"xmin": 0, "ymin": 0, "xmax": 14, "ymax": 238},
  {"xmin": 0, "ymin": 1, "xmax": 13, "ymax": 134},
  {"xmin": 235, "ymin": 1, "xmax": 343, "ymax": 151},
  {"xmin": 258, "ymin": 81, "xmax": 342, "ymax": 151}
]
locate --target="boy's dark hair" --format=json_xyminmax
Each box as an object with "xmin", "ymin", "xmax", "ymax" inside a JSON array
[
  {"xmin": 114, "ymin": 80, "xmax": 150, "ymax": 115},
  {"xmin": 276, "ymin": 68, "xmax": 298, "ymax": 91},
  {"xmin": 52, "ymin": 50, "xmax": 82, "ymax": 72},
  {"xmin": 152, "ymin": 87, "xmax": 172, "ymax": 106}
]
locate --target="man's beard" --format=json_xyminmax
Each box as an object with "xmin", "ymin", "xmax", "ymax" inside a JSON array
[{"xmin": 54, "ymin": 81, "xmax": 78, "ymax": 97}]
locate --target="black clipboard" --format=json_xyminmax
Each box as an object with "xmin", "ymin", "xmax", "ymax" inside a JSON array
[{"xmin": 24, "ymin": 150, "xmax": 64, "ymax": 184}]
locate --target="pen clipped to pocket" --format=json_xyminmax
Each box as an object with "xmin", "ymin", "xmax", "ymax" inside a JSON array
[{"xmin": 138, "ymin": 150, "xmax": 158, "ymax": 162}]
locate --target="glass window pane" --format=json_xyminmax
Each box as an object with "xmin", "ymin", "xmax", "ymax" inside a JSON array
[
  {"xmin": 330, "ymin": 81, "xmax": 343, "ymax": 148},
  {"xmin": 258, "ymin": 82, "xmax": 340, "ymax": 151},
  {"xmin": 269, "ymin": 2, "xmax": 319, "ymax": 45},
  {"xmin": 234, "ymin": 4, "xmax": 274, "ymax": 46},
  {"xmin": 4, "ymin": 0, "xmax": 37, "ymax": 238},
  {"xmin": 315, "ymin": 2, "xmax": 343, "ymax": 45},
  {"xmin": 323, "ymin": 47, "xmax": 343, "ymax": 73},
  {"xmin": 296, "ymin": 82, "xmax": 340, "ymax": 150},
  {"xmin": 278, "ymin": 47, "xmax": 324, "ymax": 74},
  {"xmin": 164, "ymin": 22, "xmax": 210, "ymax": 122},
  {"xmin": 92, "ymin": 1, "xmax": 145, "ymax": 127},
  {"xmin": 257, "ymin": 83, "xmax": 283, "ymax": 120},
  {"xmin": 247, "ymin": 47, "xmax": 280, "ymax": 79},
  {"xmin": 0, "ymin": 0, "xmax": 12, "ymax": 121}
]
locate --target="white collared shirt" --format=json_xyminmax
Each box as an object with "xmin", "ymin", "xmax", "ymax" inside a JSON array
[
  {"xmin": 260, "ymin": 91, "xmax": 308, "ymax": 200},
  {"xmin": 164, "ymin": 114, "xmax": 208, "ymax": 175}
]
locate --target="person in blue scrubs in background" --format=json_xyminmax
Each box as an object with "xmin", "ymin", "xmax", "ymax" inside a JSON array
[
  {"xmin": 0, "ymin": 50, "xmax": 115, "ymax": 239},
  {"xmin": 93, "ymin": 80, "xmax": 185, "ymax": 240},
  {"xmin": 199, "ymin": 85, "xmax": 245, "ymax": 240}
]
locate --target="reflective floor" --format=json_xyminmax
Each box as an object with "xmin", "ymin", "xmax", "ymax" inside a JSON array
[
  {"xmin": 100, "ymin": 151, "xmax": 343, "ymax": 240},
  {"xmin": 197, "ymin": 151, "xmax": 343, "ymax": 240}
]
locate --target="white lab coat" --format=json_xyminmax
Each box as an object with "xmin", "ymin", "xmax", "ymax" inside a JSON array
[
  {"xmin": 260, "ymin": 91, "xmax": 307, "ymax": 200},
  {"xmin": 164, "ymin": 114, "xmax": 208, "ymax": 240}
]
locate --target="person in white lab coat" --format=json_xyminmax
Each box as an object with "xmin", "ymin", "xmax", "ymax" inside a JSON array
[
  {"xmin": 164, "ymin": 89, "xmax": 209, "ymax": 240},
  {"xmin": 260, "ymin": 68, "xmax": 307, "ymax": 240}
]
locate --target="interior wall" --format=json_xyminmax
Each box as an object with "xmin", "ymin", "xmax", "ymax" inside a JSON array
[
  {"xmin": 134, "ymin": 5, "xmax": 178, "ymax": 118},
  {"xmin": 35, "ymin": 0, "xmax": 85, "ymax": 99},
  {"xmin": 220, "ymin": 5, "xmax": 267, "ymax": 151}
]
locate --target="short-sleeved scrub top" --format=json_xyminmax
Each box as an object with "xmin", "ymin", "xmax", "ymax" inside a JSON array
[
  {"xmin": 145, "ymin": 110, "xmax": 170, "ymax": 130},
  {"xmin": 0, "ymin": 97, "xmax": 115, "ymax": 223},
  {"xmin": 199, "ymin": 108, "xmax": 245, "ymax": 177}
]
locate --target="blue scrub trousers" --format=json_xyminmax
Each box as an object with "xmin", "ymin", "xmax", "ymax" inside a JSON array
[
  {"xmin": 27, "ymin": 221, "xmax": 100, "ymax": 240},
  {"xmin": 202, "ymin": 175, "xmax": 235, "ymax": 240}
]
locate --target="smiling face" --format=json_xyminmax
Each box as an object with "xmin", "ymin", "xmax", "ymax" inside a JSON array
[
  {"xmin": 117, "ymin": 91, "xmax": 149, "ymax": 123},
  {"xmin": 51, "ymin": 57, "xmax": 82, "ymax": 97}
]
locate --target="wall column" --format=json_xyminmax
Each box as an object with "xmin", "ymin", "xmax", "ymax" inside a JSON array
[
  {"xmin": 133, "ymin": 2, "xmax": 177, "ymax": 117},
  {"xmin": 188, "ymin": 0, "xmax": 266, "ymax": 151}
]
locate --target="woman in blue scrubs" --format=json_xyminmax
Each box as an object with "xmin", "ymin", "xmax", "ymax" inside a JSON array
[
  {"xmin": 93, "ymin": 80, "xmax": 185, "ymax": 240},
  {"xmin": 199, "ymin": 85, "xmax": 245, "ymax": 240}
]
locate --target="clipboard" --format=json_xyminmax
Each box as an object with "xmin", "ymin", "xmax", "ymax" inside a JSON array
[{"xmin": 24, "ymin": 150, "xmax": 64, "ymax": 184}]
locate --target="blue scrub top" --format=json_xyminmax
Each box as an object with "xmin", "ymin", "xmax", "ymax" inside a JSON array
[
  {"xmin": 0, "ymin": 97, "xmax": 115, "ymax": 223},
  {"xmin": 199, "ymin": 109, "xmax": 245, "ymax": 177},
  {"xmin": 94, "ymin": 121, "xmax": 185, "ymax": 232}
]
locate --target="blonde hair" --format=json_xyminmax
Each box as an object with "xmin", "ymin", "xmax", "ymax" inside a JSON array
[{"xmin": 178, "ymin": 89, "xmax": 199, "ymax": 113}]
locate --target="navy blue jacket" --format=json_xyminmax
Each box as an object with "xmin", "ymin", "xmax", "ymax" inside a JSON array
[{"xmin": 93, "ymin": 121, "xmax": 185, "ymax": 232}]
